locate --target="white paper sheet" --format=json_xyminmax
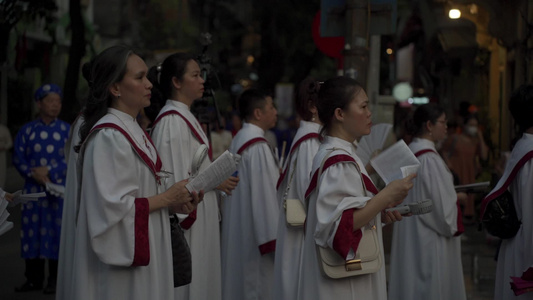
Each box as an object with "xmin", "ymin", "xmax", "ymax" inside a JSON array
[
  {"xmin": 45, "ymin": 182, "xmax": 65, "ymax": 198},
  {"xmin": 357, "ymin": 123, "xmax": 394, "ymax": 166},
  {"xmin": 185, "ymin": 150, "xmax": 241, "ymax": 194},
  {"xmin": 0, "ymin": 221, "xmax": 13, "ymax": 236},
  {"xmin": 370, "ymin": 139, "xmax": 420, "ymax": 185},
  {"xmin": 9, "ymin": 191, "xmax": 46, "ymax": 207}
]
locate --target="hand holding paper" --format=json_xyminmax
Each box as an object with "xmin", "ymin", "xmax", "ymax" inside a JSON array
[
  {"xmin": 370, "ymin": 140, "xmax": 420, "ymax": 185},
  {"xmin": 186, "ymin": 150, "xmax": 241, "ymax": 194}
]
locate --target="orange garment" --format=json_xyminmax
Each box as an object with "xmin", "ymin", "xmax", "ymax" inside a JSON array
[{"xmin": 442, "ymin": 133, "xmax": 483, "ymax": 216}]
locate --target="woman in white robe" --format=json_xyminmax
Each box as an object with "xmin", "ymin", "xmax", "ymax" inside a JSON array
[
  {"xmin": 64, "ymin": 45, "xmax": 200, "ymax": 300},
  {"xmin": 148, "ymin": 53, "xmax": 238, "ymax": 300},
  {"xmin": 273, "ymin": 78, "xmax": 321, "ymax": 300},
  {"xmin": 56, "ymin": 114, "xmax": 82, "ymax": 300},
  {"xmin": 297, "ymin": 76, "xmax": 415, "ymax": 300},
  {"xmin": 388, "ymin": 103, "xmax": 467, "ymax": 300},
  {"xmin": 482, "ymin": 84, "xmax": 533, "ymax": 299}
]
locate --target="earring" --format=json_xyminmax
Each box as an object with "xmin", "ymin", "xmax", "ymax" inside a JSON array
[{"xmin": 117, "ymin": 93, "xmax": 121, "ymax": 98}]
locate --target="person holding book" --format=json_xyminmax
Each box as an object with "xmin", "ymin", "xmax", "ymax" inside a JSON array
[
  {"xmin": 388, "ymin": 103, "xmax": 467, "ymax": 300},
  {"xmin": 272, "ymin": 77, "xmax": 322, "ymax": 300},
  {"xmin": 297, "ymin": 76, "xmax": 415, "ymax": 300},
  {"xmin": 62, "ymin": 45, "xmax": 201, "ymax": 300},
  {"xmin": 148, "ymin": 52, "xmax": 238, "ymax": 300}
]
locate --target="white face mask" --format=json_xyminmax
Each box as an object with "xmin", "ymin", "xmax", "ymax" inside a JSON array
[{"xmin": 465, "ymin": 125, "xmax": 478, "ymax": 136}]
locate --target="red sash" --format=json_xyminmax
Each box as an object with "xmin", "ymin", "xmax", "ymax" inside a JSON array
[{"xmin": 276, "ymin": 133, "xmax": 320, "ymax": 190}]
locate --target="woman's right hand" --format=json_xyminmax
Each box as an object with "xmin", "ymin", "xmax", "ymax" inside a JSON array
[
  {"xmin": 165, "ymin": 180, "xmax": 203, "ymax": 214},
  {"xmin": 380, "ymin": 173, "xmax": 416, "ymax": 208},
  {"xmin": 150, "ymin": 179, "xmax": 203, "ymax": 213}
]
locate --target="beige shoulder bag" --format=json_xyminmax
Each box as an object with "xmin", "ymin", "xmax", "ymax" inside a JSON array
[
  {"xmin": 283, "ymin": 156, "xmax": 307, "ymax": 227},
  {"xmin": 315, "ymin": 148, "xmax": 382, "ymax": 278}
]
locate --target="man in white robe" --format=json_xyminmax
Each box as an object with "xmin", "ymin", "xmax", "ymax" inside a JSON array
[
  {"xmin": 221, "ymin": 90, "xmax": 279, "ymax": 300},
  {"xmin": 151, "ymin": 100, "xmax": 223, "ymax": 300},
  {"xmin": 389, "ymin": 138, "xmax": 466, "ymax": 300},
  {"xmin": 69, "ymin": 109, "xmax": 175, "ymax": 300}
]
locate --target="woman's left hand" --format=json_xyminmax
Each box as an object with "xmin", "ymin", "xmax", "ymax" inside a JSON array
[
  {"xmin": 216, "ymin": 176, "xmax": 239, "ymax": 195},
  {"xmin": 381, "ymin": 209, "xmax": 404, "ymax": 225}
]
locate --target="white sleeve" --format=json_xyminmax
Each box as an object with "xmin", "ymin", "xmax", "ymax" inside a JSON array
[
  {"xmin": 82, "ymin": 129, "xmax": 149, "ymax": 266},
  {"xmin": 314, "ymin": 162, "xmax": 371, "ymax": 249},
  {"xmin": 247, "ymin": 143, "xmax": 280, "ymax": 248},
  {"xmin": 417, "ymin": 154, "xmax": 459, "ymax": 237}
]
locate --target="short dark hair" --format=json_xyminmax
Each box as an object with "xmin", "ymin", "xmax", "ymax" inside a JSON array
[
  {"xmin": 238, "ymin": 89, "xmax": 269, "ymax": 122},
  {"xmin": 406, "ymin": 103, "xmax": 445, "ymax": 137},
  {"xmin": 509, "ymin": 84, "xmax": 533, "ymax": 133},
  {"xmin": 317, "ymin": 76, "xmax": 363, "ymax": 136}
]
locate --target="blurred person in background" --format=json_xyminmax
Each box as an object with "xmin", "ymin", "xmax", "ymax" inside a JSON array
[
  {"xmin": 12, "ymin": 83, "xmax": 69, "ymax": 294},
  {"xmin": 441, "ymin": 113, "xmax": 488, "ymax": 223},
  {"xmin": 389, "ymin": 103, "xmax": 467, "ymax": 300}
]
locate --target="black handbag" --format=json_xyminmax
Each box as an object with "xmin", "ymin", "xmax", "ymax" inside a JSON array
[
  {"xmin": 170, "ymin": 216, "xmax": 192, "ymax": 287},
  {"xmin": 481, "ymin": 189, "xmax": 521, "ymax": 239}
]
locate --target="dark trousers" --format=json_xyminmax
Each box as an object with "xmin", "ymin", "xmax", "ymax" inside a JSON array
[{"xmin": 25, "ymin": 258, "xmax": 58, "ymax": 285}]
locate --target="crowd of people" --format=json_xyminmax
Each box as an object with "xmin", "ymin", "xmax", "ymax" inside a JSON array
[{"xmin": 0, "ymin": 44, "xmax": 532, "ymax": 300}]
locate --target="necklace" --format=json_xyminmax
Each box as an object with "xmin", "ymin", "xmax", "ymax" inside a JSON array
[{"xmin": 109, "ymin": 112, "xmax": 155, "ymax": 159}]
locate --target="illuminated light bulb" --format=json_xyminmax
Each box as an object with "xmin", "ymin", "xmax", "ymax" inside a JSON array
[{"xmin": 449, "ymin": 9, "xmax": 461, "ymax": 19}]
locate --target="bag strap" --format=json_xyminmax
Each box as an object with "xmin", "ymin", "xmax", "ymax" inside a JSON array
[
  {"xmin": 480, "ymin": 150, "xmax": 533, "ymax": 218},
  {"xmin": 283, "ymin": 155, "xmax": 299, "ymax": 202},
  {"xmin": 313, "ymin": 147, "xmax": 376, "ymax": 266},
  {"xmin": 316, "ymin": 147, "xmax": 367, "ymax": 196}
]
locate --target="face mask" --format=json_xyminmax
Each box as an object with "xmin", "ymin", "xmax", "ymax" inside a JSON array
[{"xmin": 465, "ymin": 125, "xmax": 478, "ymax": 136}]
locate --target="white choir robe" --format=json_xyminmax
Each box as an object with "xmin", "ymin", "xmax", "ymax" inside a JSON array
[
  {"xmin": 56, "ymin": 115, "xmax": 83, "ymax": 300},
  {"xmin": 493, "ymin": 133, "xmax": 533, "ymax": 300},
  {"xmin": 151, "ymin": 100, "xmax": 222, "ymax": 300},
  {"xmin": 273, "ymin": 120, "xmax": 320, "ymax": 300},
  {"xmin": 70, "ymin": 109, "xmax": 174, "ymax": 300},
  {"xmin": 221, "ymin": 122, "xmax": 280, "ymax": 300},
  {"xmin": 388, "ymin": 138, "xmax": 466, "ymax": 300},
  {"xmin": 297, "ymin": 136, "xmax": 387, "ymax": 300}
]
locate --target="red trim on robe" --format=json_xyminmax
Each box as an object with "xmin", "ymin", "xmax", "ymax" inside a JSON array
[
  {"xmin": 303, "ymin": 154, "xmax": 369, "ymax": 258},
  {"xmin": 153, "ymin": 110, "xmax": 212, "ymax": 227},
  {"xmin": 91, "ymin": 123, "xmax": 162, "ymax": 177},
  {"xmin": 259, "ymin": 240, "xmax": 276, "ymax": 255},
  {"xmin": 413, "ymin": 149, "xmax": 435, "ymax": 157},
  {"xmin": 332, "ymin": 208, "xmax": 363, "ymax": 259},
  {"xmin": 180, "ymin": 209, "xmax": 197, "ymax": 230},
  {"xmin": 362, "ymin": 174, "xmax": 379, "ymax": 195},
  {"xmin": 454, "ymin": 201, "xmax": 465, "ymax": 236},
  {"xmin": 132, "ymin": 198, "xmax": 150, "ymax": 266},
  {"xmin": 276, "ymin": 133, "xmax": 320, "ymax": 190},
  {"xmin": 414, "ymin": 148, "xmax": 465, "ymax": 236},
  {"xmin": 480, "ymin": 150, "xmax": 533, "ymax": 219},
  {"xmin": 237, "ymin": 137, "xmax": 268, "ymax": 155},
  {"xmin": 153, "ymin": 110, "xmax": 213, "ymax": 160},
  {"xmin": 305, "ymin": 154, "xmax": 357, "ymax": 199}
]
